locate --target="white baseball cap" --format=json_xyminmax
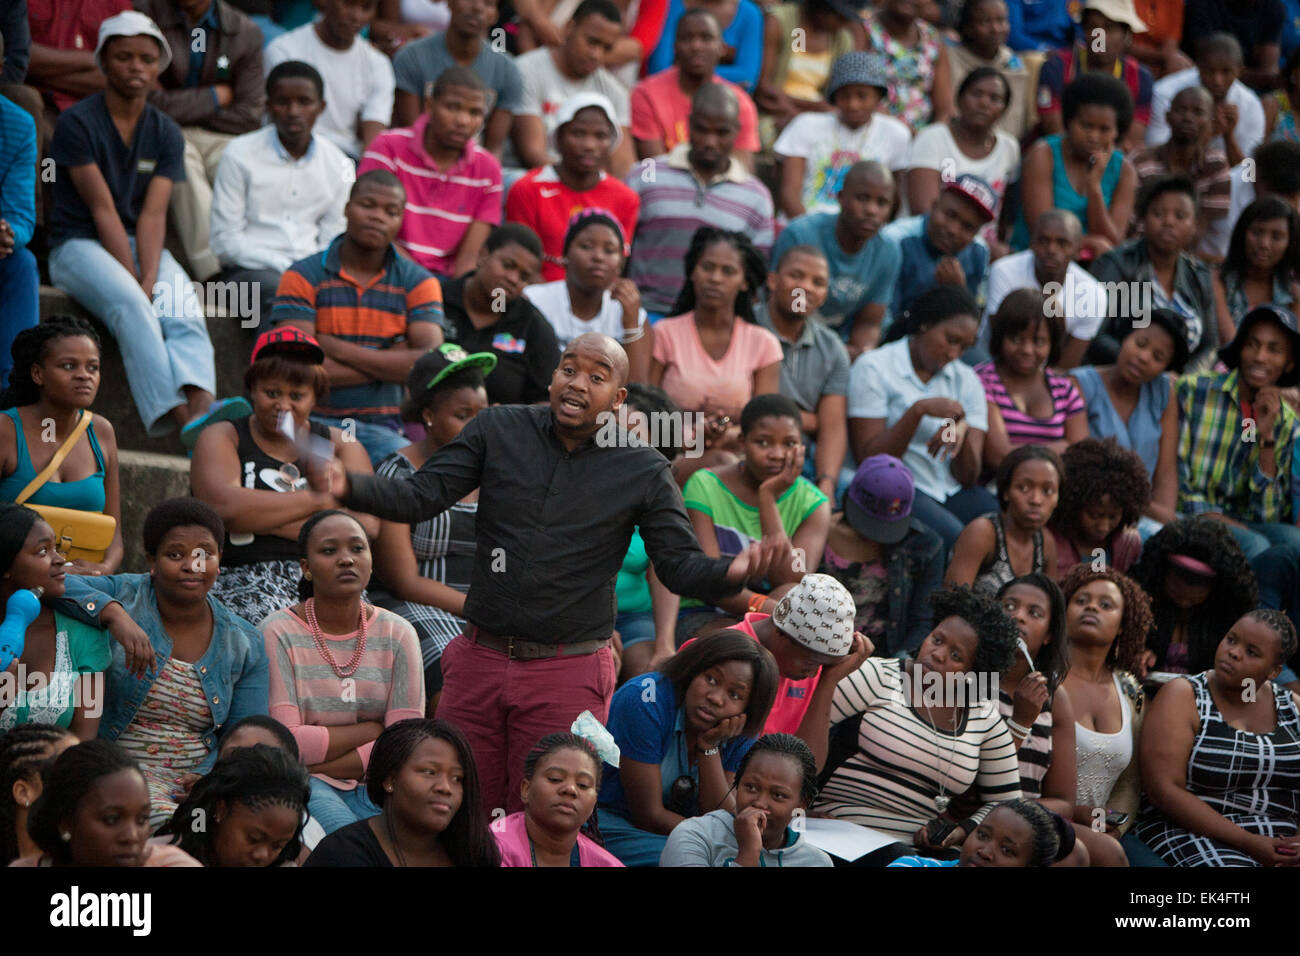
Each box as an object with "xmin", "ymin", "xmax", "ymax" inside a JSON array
[
  {"xmin": 771, "ymin": 574, "xmax": 857, "ymax": 658},
  {"xmin": 549, "ymin": 91, "xmax": 622, "ymax": 151},
  {"xmin": 95, "ymin": 11, "xmax": 173, "ymax": 73}
]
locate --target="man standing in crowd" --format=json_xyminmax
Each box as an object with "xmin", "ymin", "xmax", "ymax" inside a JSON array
[{"xmin": 315, "ymin": 331, "xmax": 775, "ymax": 817}]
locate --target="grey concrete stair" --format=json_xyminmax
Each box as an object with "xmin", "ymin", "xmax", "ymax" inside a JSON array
[
  {"xmin": 117, "ymin": 449, "xmax": 192, "ymax": 572},
  {"xmin": 39, "ymin": 284, "xmax": 256, "ymax": 456}
]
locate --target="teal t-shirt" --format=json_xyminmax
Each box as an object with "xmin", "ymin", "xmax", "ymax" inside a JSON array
[
  {"xmin": 616, "ymin": 530, "xmax": 653, "ymax": 615},
  {"xmin": 681, "ymin": 470, "xmax": 828, "ymax": 609},
  {"xmin": 0, "ymin": 611, "xmax": 112, "ymax": 731}
]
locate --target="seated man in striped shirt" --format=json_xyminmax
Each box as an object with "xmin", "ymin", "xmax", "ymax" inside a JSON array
[
  {"xmin": 359, "ymin": 65, "xmax": 502, "ymax": 280},
  {"xmin": 271, "ymin": 169, "xmax": 446, "ymax": 466}
]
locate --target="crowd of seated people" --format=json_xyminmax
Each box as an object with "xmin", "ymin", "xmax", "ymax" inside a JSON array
[{"xmin": 5, "ymin": 0, "xmax": 1300, "ymax": 872}]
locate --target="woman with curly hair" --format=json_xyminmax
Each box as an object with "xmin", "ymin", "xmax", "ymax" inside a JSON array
[
  {"xmin": 1050, "ymin": 437, "xmax": 1150, "ymax": 580},
  {"xmin": 1060, "ymin": 564, "xmax": 1153, "ymax": 865},
  {"xmin": 1129, "ymin": 518, "xmax": 1259, "ymax": 675},
  {"xmin": 813, "ymin": 585, "xmax": 1022, "ymax": 863}
]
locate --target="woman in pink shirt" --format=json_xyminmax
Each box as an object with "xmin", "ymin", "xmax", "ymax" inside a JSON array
[
  {"xmin": 649, "ymin": 228, "xmax": 783, "ymax": 457},
  {"xmin": 494, "ymin": 733, "xmax": 623, "ymax": 867},
  {"xmin": 260, "ymin": 510, "xmax": 425, "ymax": 836}
]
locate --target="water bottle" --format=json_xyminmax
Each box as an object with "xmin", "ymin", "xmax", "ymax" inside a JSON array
[{"xmin": 0, "ymin": 587, "xmax": 43, "ymax": 672}]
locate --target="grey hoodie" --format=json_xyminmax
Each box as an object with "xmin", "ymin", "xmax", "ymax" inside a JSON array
[{"xmin": 659, "ymin": 810, "xmax": 833, "ymax": 867}]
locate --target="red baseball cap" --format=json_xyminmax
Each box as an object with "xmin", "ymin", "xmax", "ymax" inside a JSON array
[{"xmin": 251, "ymin": 326, "xmax": 326, "ymax": 365}]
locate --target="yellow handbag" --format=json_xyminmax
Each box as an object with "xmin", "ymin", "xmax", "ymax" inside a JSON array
[{"xmin": 13, "ymin": 410, "xmax": 117, "ymax": 564}]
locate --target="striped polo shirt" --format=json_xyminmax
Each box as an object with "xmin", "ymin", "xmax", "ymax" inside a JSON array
[
  {"xmin": 975, "ymin": 361, "xmax": 1085, "ymax": 447},
  {"xmin": 358, "ymin": 114, "xmax": 502, "ymax": 277},
  {"xmin": 272, "ymin": 236, "xmax": 444, "ymax": 421},
  {"xmin": 814, "ymin": 657, "xmax": 1022, "ymax": 842},
  {"xmin": 625, "ymin": 143, "xmax": 775, "ymax": 315}
]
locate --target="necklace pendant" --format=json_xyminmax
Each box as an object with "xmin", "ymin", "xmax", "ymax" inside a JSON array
[{"xmin": 934, "ymin": 795, "xmax": 950, "ymax": 814}]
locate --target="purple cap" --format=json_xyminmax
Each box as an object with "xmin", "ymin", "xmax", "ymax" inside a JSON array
[
  {"xmin": 944, "ymin": 173, "xmax": 998, "ymax": 222},
  {"xmin": 844, "ymin": 455, "xmax": 914, "ymax": 544}
]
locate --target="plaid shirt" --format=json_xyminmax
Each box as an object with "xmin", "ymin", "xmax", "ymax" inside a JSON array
[{"xmin": 1176, "ymin": 370, "xmax": 1299, "ymax": 523}]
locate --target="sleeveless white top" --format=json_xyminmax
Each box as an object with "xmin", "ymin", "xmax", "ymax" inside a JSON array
[{"xmin": 1074, "ymin": 672, "xmax": 1134, "ymax": 808}]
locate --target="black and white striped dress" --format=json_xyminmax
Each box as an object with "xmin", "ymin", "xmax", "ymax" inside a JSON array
[
  {"xmin": 1135, "ymin": 672, "xmax": 1300, "ymax": 867},
  {"xmin": 367, "ymin": 452, "xmax": 477, "ymax": 675}
]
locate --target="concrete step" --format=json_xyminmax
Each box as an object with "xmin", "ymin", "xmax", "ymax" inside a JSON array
[
  {"xmin": 117, "ymin": 449, "xmax": 192, "ymax": 573},
  {"xmin": 39, "ymin": 284, "xmax": 257, "ymax": 456}
]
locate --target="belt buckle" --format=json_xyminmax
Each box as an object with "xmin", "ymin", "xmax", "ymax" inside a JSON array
[{"xmin": 506, "ymin": 636, "xmax": 514, "ymax": 660}]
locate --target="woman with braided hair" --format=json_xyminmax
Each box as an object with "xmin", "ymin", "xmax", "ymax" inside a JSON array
[
  {"xmin": 0, "ymin": 504, "xmax": 112, "ymax": 740},
  {"xmin": 660, "ymin": 733, "xmax": 831, "ymax": 866},
  {"xmin": 888, "ymin": 798, "xmax": 1063, "ymax": 867},
  {"xmin": 1129, "ymin": 517, "xmax": 1259, "ymax": 675},
  {"xmin": 0, "ymin": 723, "xmax": 76, "ymax": 863},
  {"xmin": 0, "ymin": 315, "xmax": 123, "ymax": 574},
  {"xmin": 649, "ymin": 227, "xmax": 782, "ymax": 461},
  {"xmin": 493, "ymin": 732, "xmax": 623, "ymax": 867},
  {"xmin": 156, "ymin": 743, "xmax": 310, "ymax": 867}
]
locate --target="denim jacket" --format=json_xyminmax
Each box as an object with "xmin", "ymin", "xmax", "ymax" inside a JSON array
[
  {"xmin": 59, "ymin": 574, "xmax": 268, "ymax": 774},
  {"xmin": 820, "ymin": 520, "xmax": 945, "ymax": 659}
]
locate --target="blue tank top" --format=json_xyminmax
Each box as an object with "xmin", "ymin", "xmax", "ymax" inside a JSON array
[
  {"xmin": 1072, "ymin": 366, "xmax": 1169, "ymax": 479},
  {"xmin": 1011, "ymin": 134, "xmax": 1124, "ymax": 249},
  {"xmin": 0, "ymin": 408, "xmax": 107, "ymax": 512}
]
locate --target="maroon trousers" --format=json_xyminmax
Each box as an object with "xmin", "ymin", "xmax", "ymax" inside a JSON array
[{"xmin": 437, "ymin": 634, "xmax": 617, "ymax": 817}]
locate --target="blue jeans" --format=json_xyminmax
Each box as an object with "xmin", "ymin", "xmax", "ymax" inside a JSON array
[
  {"xmin": 1121, "ymin": 830, "xmax": 1169, "ymax": 867},
  {"xmin": 615, "ymin": 611, "xmax": 656, "ymax": 648},
  {"xmin": 1226, "ymin": 520, "xmax": 1300, "ymax": 562},
  {"xmin": 911, "ymin": 486, "xmax": 1000, "ymax": 556},
  {"xmin": 1251, "ymin": 543, "xmax": 1300, "ymax": 681},
  {"xmin": 311, "ymin": 414, "xmax": 410, "ymax": 467},
  {"xmin": 0, "ymin": 248, "xmax": 38, "ymax": 386},
  {"xmin": 597, "ymin": 808, "xmax": 669, "ymax": 867},
  {"xmin": 308, "ymin": 777, "xmax": 381, "ymax": 835},
  {"xmin": 49, "ymin": 238, "xmax": 216, "ymax": 435}
]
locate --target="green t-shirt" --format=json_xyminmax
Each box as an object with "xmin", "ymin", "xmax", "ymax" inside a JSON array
[
  {"xmin": 0, "ymin": 611, "xmax": 112, "ymax": 731},
  {"xmin": 617, "ymin": 530, "xmax": 653, "ymax": 615},
  {"xmin": 681, "ymin": 470, "xmax": 828, "ymax": 609}
]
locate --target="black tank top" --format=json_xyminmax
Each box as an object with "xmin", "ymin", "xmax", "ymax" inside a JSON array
[{"xmin": 221, "ymin": 417, "xmax": 332, "ymax": 566}]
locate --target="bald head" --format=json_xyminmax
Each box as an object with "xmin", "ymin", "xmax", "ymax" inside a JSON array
[
  {"xmin": 1034, "ymin": 209, "xmax": 1082, "ymax": 241},
  {"xmin": 1172, "ymin": 85, "xmax": 1213, "ymax": 111},
  {"xmin": 567, "ymin": 332, "xmax": 629, "ymax": 385},
  {"xmin": 843, "ymin": 159, "xmax": 894, "ymax": 193},
  {"xmin": 691, "ymin": 82, "xmax": 740, "ymax": 123}
]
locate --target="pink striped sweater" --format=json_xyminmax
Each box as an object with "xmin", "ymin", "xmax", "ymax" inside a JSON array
[{"xmin": 261, "ymin": 605, "xmax": 424, "ymax": 790}]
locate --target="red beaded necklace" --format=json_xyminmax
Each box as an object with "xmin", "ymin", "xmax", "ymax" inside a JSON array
[{"xmin": 304, "ymin": 598, "xmax": 369, "ymax": 678}]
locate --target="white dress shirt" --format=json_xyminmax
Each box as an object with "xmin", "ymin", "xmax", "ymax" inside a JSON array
[{"xmin": 210, "ymin": 125, "xmax": 355, "ymax": 273}]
